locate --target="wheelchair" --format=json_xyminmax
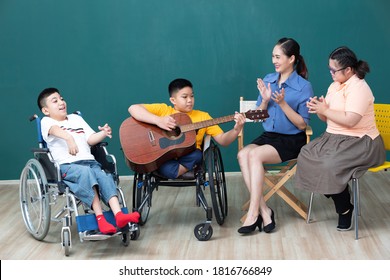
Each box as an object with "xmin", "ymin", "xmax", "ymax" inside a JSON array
[
  {"xmin": 129, "ymin": 136, "xmax": 227, "ymax": 241},
  {"xmin": 19, "ymin": 113, "xmax": 139, "ymax": 256}
]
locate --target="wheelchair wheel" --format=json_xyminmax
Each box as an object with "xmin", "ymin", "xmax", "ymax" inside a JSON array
[
  {"xmin": 132, "ymin": 173, "xmax": 151, "ymax": 225},
  {"xmin": 194, "ymin": 223, "xmax": 213, "ymax": 241},
  {"xmin": 204, "ymin": 143, "xmax": 228, "ymax": 225},
  {"xmin": 19, "ymin": 159, "xmax": 51, "ymax": 241},
  {"xmin": 62, "ymin": 228, "xmax": 71, "ymax": 256},
  {"xmin": 121, "ymin": 232, "xmax": 130, "ymax": 247},
  {"xmin": 130, "ymin": 225, "xmax": 140, "ymax": 240}
]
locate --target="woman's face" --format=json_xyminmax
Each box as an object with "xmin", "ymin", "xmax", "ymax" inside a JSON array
[
  {"xmin": 328, "ymin": 59, "xmax": 351, "ymax": 83},
  {"xmin": 272, "ymin": 45, "xmax": 294, "ymax": 74}
]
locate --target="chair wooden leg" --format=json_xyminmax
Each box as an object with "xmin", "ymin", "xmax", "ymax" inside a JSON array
[
  {"xmin": 239, "ymin": 163, "xmax": 309, "ymax": 222},
  {"xmin": 263, "ymin": 168, "xmax": 308, "ymax": 220},
  {"xmin": 274, "ymin": 186, "xmax": 308, "ymax": 220}
]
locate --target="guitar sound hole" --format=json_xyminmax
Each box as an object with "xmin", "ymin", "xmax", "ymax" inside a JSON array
[{"xmin": 165, "ymin": 126, "xmax": 181, "ymax": 139}]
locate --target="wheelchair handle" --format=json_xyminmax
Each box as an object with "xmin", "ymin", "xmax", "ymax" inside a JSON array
[
  {"xmin": 29, "ymin": 114, "xmax": 45, "ymax": 148},
  {"xmin": 29, "ymin": 114, "xmax": 38, "ymax": 122}
]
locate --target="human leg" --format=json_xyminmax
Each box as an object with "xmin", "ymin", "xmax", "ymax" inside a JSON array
[
  {"xmin": 158, "ymin": 150, "xmax": 202, "ymax": 179},
  {"xmin": 60, "ymin": 162, "xmax": 98, "ymax": 207},
  {"xmin": 238, "ymin": 144, "xmax": 281, "ymax": 233},
  {"xmin": 326, "ymin": 185, "xmax": 353, "ymax": 230},
  {"xmin": 92, "ymin": 187, "xmax": 117, "ymax": 234},
  {"xmin": 237, "ymin": 144, "xmax": 257, "ymax": 194},
  {"xmin": 237, "ymin": 145, "xmax": 263, "ymax": 227},
  {"xmin": 106, "ymin": 196, "xmax": 140, "ymax": 228},
  {"xmin": 90, "ymin": 161, "xmax": 140, "ymax": 228},
  {"xmin": 177, "ymin": 149, "xmax": 203, "ymax": 177},
  {"xmin": 250, "ymin": 145, "xmax": 280, "ymax": 229},
  {"xmin": 60, "ymin": 162, "xmax": 116, "ymax": 234}
]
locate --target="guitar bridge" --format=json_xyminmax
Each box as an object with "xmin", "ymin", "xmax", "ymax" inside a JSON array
[{"xmin": 148, "ymin": 130, "xmax": 156, "ymax": 146}]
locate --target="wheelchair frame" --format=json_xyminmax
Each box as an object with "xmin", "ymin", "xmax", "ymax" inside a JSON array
[
  {"xmin": 130, "ymin": 136, "xmax": 228, "ymax": 241},
  {"xmin": 19, "ymin": 113, "xmax": 139, "ymax": 256}
]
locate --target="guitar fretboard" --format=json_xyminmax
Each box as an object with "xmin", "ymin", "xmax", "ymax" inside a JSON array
[{"xmin": 180, "ymin": 114, "xmax": 238, "ymax": 132}]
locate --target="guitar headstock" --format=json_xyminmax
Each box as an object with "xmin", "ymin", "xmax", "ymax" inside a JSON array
[{"xmin": 244, "ymin": 109, "xmax": 269, "ymax": 122}]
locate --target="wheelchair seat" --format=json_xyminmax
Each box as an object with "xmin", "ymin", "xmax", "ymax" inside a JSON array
[
  {"xmin": 127, "ymin": 135, "xmax": 227, "ymax": 241},
  {"xmin": 19, "ymin": 113, "xmax": 139, "ymax": 256}
]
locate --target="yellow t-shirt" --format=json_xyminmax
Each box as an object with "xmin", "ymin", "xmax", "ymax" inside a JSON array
[
  {"xmin": 325, "ymin": 75, "xmax": 379, "ymax": 139},
  {"xmin": 143, "ymin": 103, "xmax": 223, "ymax": 149}
]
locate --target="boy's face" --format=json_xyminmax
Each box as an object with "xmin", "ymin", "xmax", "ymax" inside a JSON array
[
  {"xmin": 169, "ymin": 86, "xmax": 194, "ymax": 113},
  {"xmin": 41, "ymin": 92, "xmax": 68, "ymax": 121}
]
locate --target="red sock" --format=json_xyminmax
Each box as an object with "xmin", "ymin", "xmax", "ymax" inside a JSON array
[
  {"xmin": 115, "ymin": 211, "xmax": 140, "ymax": 228},
  {"xmin": 96, "ymin": 214, "xmax": 116, "ymax": 234}
]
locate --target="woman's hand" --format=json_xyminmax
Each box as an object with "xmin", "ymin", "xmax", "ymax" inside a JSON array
[
  {"xmin": 257, "ymin": 78, "xmax": 272, "ymax": 102},
  {"xmin": 307, "ymin": 96, "xmax": 328, "ymax": 115},
  {"xmin": 271, "ymin": 88, "xmax": 286, "ymax": 105}
]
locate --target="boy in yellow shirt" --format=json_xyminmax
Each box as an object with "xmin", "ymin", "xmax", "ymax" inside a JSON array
[{"xmin": 128, "ymin": 78, "xmax": 246, "ymax": 179}]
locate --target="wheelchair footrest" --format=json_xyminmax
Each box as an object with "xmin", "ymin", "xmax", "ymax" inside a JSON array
[
  {"xmin": 76, "ymin": 207, "xmax": 129, "ymax": 232},
  {"xmin": 81, "ymin": 230, "xmax": 123, "ymax": 241}
]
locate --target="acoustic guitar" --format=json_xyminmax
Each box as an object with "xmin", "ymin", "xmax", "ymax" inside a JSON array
[{"xmin": 119, "ymin": 110, "xmax": 269, "ymax": 173}]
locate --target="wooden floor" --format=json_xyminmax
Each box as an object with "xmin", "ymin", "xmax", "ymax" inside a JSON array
[{"xmin": 1, "ymin": 171, "xmax": 390, "ymax": 260}]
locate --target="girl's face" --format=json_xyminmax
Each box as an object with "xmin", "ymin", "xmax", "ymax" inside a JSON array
[
  {"xmin": 272, "ymin": 45, "xmax": 295, "ymax": 74},
  {"xmin": 328, "ymin": 59, "xmax": 351, "ymax": 83},
  {"xmin": 170, "ymin": 86, "xmax": 194, "ymax": 113}
]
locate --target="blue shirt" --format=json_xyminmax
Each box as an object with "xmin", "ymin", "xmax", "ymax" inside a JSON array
[{"xmin": 256, "ymin": 71, "xmax": 313, "ymax": 134}]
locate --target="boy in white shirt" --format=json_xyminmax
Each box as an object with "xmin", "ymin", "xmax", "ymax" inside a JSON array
[{"xmin": 38, "ymin": 87, "xmax": 139, "ymax": 234}]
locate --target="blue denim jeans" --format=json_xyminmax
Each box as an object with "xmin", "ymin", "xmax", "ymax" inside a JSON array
[
  {"xmin": 158, "ymin": 149, "xmax": 203, "ymax": 179},
  {"xmin": 60, "ymin": 160, "xmax": 117, "ymax": 207}
]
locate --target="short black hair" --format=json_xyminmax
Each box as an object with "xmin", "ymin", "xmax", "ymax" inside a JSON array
[
  {"xmin": 37, "ymin": 87, "xmax": 60, "ymax": 110},
  {"xmin": 168, "ymin": 78, "xmax": 193, "ymax": 97}
]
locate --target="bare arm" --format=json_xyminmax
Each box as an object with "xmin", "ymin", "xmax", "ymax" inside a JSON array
[
  {"xmin": 48, "ymin": 125, "xmax": 78, "ymax": 155},
  {"xmin": 277, "ymin": 97, "xmax": 307, "ymax": 130},
  {"xmin": 257, "ymin": 79, "xmax": 307, "ymax": 130},
  {"xmin": 324, "ymin": 111, "xmax": 362, "ymax": 127},
  {"xmin": 307, "ymin": 96, "xmax": 362, "ymax": 127},
  {"xmin": 212, "ymin": 112, "xmax": 246, "ymax": 146},
  {"xmin": 128, "ymin": 104, "xmax": 177, "ymax": 131},
  {"xmin": 87, "ymin": 124, "xmax": 112, "ymax": 146},
  {"xmin": 257, "ymin": 79, "xmax": 271, "ymax": 110}
]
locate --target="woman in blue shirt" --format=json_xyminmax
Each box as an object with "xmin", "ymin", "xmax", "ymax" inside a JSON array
[{"xmin": 238, "ymin": 38, "xmax": 313, "ymax": 234}]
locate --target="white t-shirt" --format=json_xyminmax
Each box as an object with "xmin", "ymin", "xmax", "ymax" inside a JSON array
[{"xmin": 41, "ymin": 114, "xmax": 95, "ymax": 164}]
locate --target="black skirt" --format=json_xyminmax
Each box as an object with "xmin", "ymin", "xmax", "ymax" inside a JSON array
[{"xmin": 251, "ymin": 131, "xmax": 306, "ymax": 162}]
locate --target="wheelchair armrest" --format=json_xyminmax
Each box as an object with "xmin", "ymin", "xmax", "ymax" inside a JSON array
[
  {"xmin": 31, "ymin": 148, "xmax": 50, "ymax": 153},
  {"xmin": 91, "ymin": 142, "xmax": 118, "ymax": 178},
  {"xmin": 202, "ymin": 135, "xmax": 212, "ymax": 154},
  {"xmin": 33, "ymin": 149, "xmax": 62, "ymax": 183},
  {"xmin": 93, "ymin": 142, "xmax": 108, "ymax": 147}
]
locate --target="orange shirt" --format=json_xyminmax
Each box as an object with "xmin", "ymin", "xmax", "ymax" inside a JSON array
[{"xmin": 325, "ymin": 75, "xmax": 379, "ymax": 139}]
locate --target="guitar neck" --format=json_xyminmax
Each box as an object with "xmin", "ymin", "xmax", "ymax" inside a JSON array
[{"xmin": 180, "ymin": 114, "xmax": 237, "ymax": 132}]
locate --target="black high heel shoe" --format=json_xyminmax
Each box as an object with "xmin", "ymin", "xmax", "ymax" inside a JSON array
[
  {"xmin": 263, "ymin": 208, "xmax": 276, "ymax": 233},
  {"xmin": 238, "ymin": 215, "xmax": 263, "ymax": 234}
]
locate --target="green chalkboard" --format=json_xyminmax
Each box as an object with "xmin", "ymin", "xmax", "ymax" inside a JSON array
[{"xmin": 1, "ymin": 0, "xmax": 389, "ymax": 180}]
